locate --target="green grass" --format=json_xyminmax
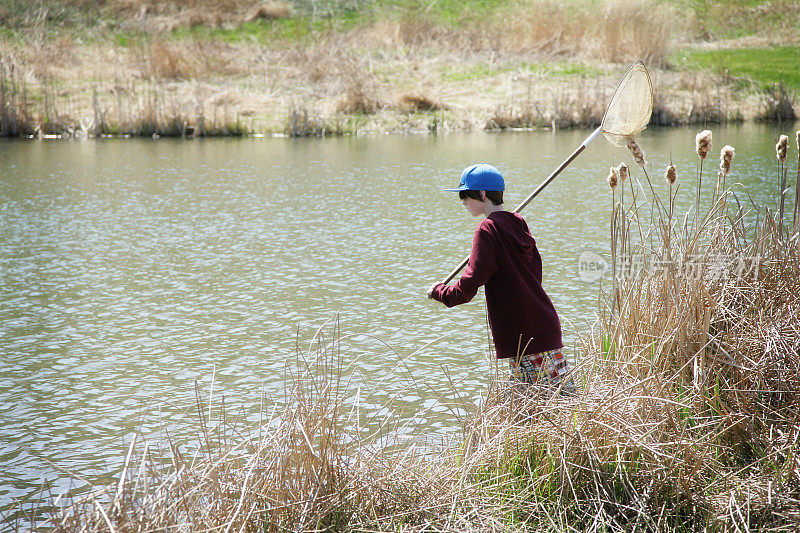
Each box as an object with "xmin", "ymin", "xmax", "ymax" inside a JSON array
[
  {"xmin": 165, "ymin": 0, "xmax": 511, "ymax": 44},
  {"xmin": 441, "ymin": 60, "xmax": 606, "ymax": 82},
  {"xmin": 673, "ymin": 46, "xmax": 800, "ymax": 91},
  {"xmin": 673, "ymin": 0, "xmax": 800, "ymax": 40},
  {"xmin": 168, "ymin": 13, "xmax": 366, "ymax": 44},
  {"xmin": 404, "ymin": 0, "xmax": 511, "ymax": 26}
]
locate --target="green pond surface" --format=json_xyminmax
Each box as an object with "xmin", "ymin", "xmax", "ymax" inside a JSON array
[{"xmin": 0, "ymin": 122, "xmax": 796, "ymax": 518}]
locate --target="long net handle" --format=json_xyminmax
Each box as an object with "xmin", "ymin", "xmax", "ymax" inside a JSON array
[{"xmin": 439, "ymin": 126, "xmax": 603, "ymax": 285}]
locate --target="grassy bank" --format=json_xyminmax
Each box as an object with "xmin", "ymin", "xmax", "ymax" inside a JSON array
[
  {"xmin": 21, "ymin": 128, "xmax": 800, "ymax": 531},
  {"xmin": 0, "ymin": 1, "xmax": 798, "ymax": 137}
]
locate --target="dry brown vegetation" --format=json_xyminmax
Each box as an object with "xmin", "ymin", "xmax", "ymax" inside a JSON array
[
  {"xmin": 496, "ymin": 0, "xmax": 676, "ymax": 65},
  {"xmin": 399, "ymin": 93, "xmax": 446, "ymax": 112},
  {"xmin": 23, "ymin": 131, "xmax": 800, "ymax": 531},
  {"xmin": 0, "ymin": 0, "xmax": 795, "ymax": 136},
  {"xmin": 60, "ymin": 1, "xmax": 292, "ymax": 32}
]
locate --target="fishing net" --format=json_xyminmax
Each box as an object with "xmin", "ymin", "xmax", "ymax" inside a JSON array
[{"xmin": 601, "ymin": 61, "xmax": 653, "ymax": 147}]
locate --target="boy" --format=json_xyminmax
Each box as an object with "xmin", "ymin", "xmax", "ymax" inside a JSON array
[{"xmin": 427, "ymin": 163, "xmax": 573, "ymax": 390}]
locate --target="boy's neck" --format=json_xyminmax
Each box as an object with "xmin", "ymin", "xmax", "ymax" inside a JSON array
[{"xmin": 483, "ymin": 203, "xmax": 504, "ymax": 217}]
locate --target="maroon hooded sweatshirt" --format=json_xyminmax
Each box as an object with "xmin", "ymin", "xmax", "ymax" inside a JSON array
[{"xmin": 430, "ymin": 211, "xmax": 562, "ymax": 359}]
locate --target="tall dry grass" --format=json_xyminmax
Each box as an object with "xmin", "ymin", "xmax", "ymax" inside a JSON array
[
  {"xmin": 29, "ymin": 130, "xmax": 800, "ymax": 531},
  {"xmin": 354, "ymin": 0, "xmax": 679, "ymax": 65},
  {"xmin": 491, "ymin": 0, "xmax": 678, "ymax": 64},
  {"xmin": 758, "ymin": 82, "xmax": 798, "ymax": 122},
  {"xmin": 137, "ymin": 37, "xmax": 245, "ymax": 81},
  {"xmin": 486, "ymin": 77, "xmax": 607, "ymax": 130},
  {"xmin": 0, "ymin": 56, "xmax": 250, "ymax": 137},
  {"xmin": 0, "ymin": 62, "xmax": 35, "ymax": 137},
  {"xmin": 334, "ymin": 60, "xmax": 384, "ymax": 115},
  {"xmin": 590, "ymin": 0, "xmax": 675, "ymax": 65}
]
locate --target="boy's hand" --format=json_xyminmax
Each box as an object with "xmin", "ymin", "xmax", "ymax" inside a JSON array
[{"xmin": 427, "ymin": 283, "xmax": 440, "ymax": 299}]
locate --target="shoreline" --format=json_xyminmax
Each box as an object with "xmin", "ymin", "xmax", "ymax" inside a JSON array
[
  {"xmin": 2, "ymin": 2, "xmax": 798, "ymax": 140},
  {"xmin": 2, "ymin": 43, "xmax": 798, "ymax": 139},
  {"xmin": 0, "ymin": 84, "xmax": 793, "ymax": 140}
]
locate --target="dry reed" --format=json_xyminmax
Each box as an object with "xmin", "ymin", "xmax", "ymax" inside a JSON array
[
  {"xmin": 695, "ymin": 129, "xmax": 712, "ymax": 224},
  {"xmin": 664, "ymin": 163, "xmax": 677, "ymax": 185},
  {"xmin": 776, "ymin": 134, "xmax": 789, "ymax": 163},
  {"xmin": 795, "ymin": 130, "xmax": 800, "ymax": 230},
  {"xmin": 777, "ymin": 135, "xmax": 789, "ymax": 234},
  {"xmin": 719, "ymin": 145, "xmax": 735, "ymax": 177},
  {"xmin": 607, "ymin": 166, "xmax": 619, "ymax": 189},
  {"xmin": 617, "ymin": 162, "xmax": 629, "ymax": 184},
  {"xmin": 626, "ymin": 138, "xmax": 646, "ymax": 167},
  {"xmin": 696, "ymin": 129, "xmax": 712, "ymax": 160}
]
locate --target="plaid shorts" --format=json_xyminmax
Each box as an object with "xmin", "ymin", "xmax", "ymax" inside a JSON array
[{"xmin": 508, "ymin": 348, "xmax": 575, "ymax": 392}]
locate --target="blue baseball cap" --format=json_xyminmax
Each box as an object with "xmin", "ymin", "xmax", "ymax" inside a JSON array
[{"xmin": 445, "ymin": 163, "xmax": 505, "ymax": 192}]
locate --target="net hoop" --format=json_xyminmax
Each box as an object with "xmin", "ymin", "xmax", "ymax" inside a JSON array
[{"xmin": 601, "ymin": 61, "xmax": 654, "ymax": 147}]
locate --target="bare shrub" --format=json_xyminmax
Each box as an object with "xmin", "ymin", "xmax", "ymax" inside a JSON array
[
  {"xmin": 286, "ymin": 105, "xmax": 326, "ymax": 136},
  {"xmin": 687, "ymin": 96, "xmax": 728, "ymax": 124},
  {"xmin": 757, "ymin": 82, "xmax": 797, "ymax": 122},
  {"xmin": 336, "ymin": 63, "xmax": 383, "ymax": 114},
  {"xmin": 243, "ymin": 2, "xmax": 290, "ymax": 22},
  {"xmin": 398, "ymin": 93, "xmax": 446, "ymax": 112},
  {"xmin": 337, "ymin": 86, "xmax": 382, "ymax": 114}
]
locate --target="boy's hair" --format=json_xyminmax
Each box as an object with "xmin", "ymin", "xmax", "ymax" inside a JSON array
[{"xmin": 459, "ymin": 189, "xmax": 504, "ymax": 205}]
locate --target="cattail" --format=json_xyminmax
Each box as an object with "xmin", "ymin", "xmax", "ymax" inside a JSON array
[
  {"xmin": 617, "ymin": 162, "xmax": 628, "ymax": 183},
  {"xmin": 626, "ymin": 139, "xmax": 646, "ymax": 167},
  {"xmin": 719, "ymin": 145, "xmax": 735, "ymax": 176},
  {"xmin": 607, "ymin": 166, "xmax": 618, "ymax": 189},
  {"xmin": 665, "ymin": 163, "xmax": 677, "ymax": 185},
  {"xmin": 696, "ymin": 130, "xmax": 712, "ymax": 160},
  {"xmin": 776, "ymin": 135, "xmax": 788, "ymax": 163}
]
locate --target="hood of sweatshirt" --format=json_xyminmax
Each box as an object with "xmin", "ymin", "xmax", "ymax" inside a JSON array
[{"xmin": 486, "ymin": 211, "xmax": 536, "ymax": 257}]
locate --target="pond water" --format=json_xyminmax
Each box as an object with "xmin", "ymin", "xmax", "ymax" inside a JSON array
[{"xmin": 1, "ymin": 122, "xmax": 796, "ymax": 516}]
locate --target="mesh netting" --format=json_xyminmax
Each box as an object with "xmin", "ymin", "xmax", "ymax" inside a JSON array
[{"xmin": 602, "ymin": 61, "xmax": 653, "ymax": 147}]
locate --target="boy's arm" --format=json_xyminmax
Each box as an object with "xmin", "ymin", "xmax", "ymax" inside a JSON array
[{"xmin": 429, "ymin": 226, "xmax": 497, "ymax": 307}]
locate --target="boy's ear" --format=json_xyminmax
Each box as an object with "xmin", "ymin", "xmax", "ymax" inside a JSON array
[{"xmin": 479, "ymin": 190, "xmax": 487, "ymax": 201}]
